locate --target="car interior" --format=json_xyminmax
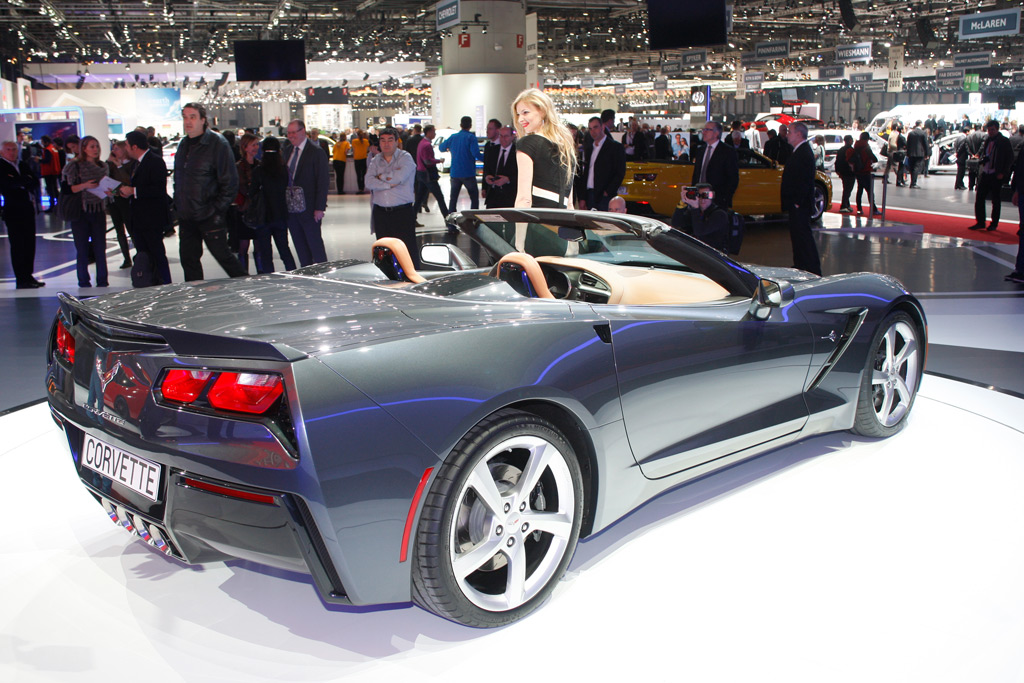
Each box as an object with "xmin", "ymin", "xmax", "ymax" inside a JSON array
[{"xmin": 370, "ymin": 212, "xmax": 759, "ymax": 307}]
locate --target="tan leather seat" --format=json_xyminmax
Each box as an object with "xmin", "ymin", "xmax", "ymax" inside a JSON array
[
  {"xmin": 372, "ymin": 238, "xmax": 425, "ymax": 284},
  {"xmin": 496, "ymin": 252, "xmax": 554, "ymax": 298}
]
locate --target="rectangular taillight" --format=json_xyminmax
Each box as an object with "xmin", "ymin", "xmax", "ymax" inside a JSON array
[
  {"xmin": 56, "ymin": 319, "xmax": 75, "ymax": 364},
  {"xmin": 158, "ymin": 368, "xmax": 284, "ymax": 415}
]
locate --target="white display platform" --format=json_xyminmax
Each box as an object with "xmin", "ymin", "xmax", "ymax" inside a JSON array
[{"xmin": 3, "ymin": 375, "xmax": 1023, "ymax": 682}]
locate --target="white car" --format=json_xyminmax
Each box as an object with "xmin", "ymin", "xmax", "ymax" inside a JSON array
[{"xmin": 809, "ymin": 129, "xmax": 886, "ymax": 174}]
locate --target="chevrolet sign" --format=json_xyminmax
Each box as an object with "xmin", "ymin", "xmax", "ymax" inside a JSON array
[{"xmin": 436, "ymin": 0, "xmax": 459, "ymax": 31}]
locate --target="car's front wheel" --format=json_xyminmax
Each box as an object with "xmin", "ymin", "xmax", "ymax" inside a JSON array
[
  {"xmin": 852, "ymin": 311, "xmax": 923, "ymax": 437},
  {"xmin": 412, "ymin": 409, "xmax": 583, "ymax": 627}
]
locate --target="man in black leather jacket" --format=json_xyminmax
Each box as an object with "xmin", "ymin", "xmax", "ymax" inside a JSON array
[{"xmin": 173, "ymin": 102, "xmax": 245, "ymax": 281}]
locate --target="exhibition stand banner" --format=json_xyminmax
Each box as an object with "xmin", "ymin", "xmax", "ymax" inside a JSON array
[
  {"xmin": 819, "ymin": 65, "xmax": 845, "ymax": 80},
  {"xmin": 836, "ymin": 42, "xmax": 872, "ymax": 64},
  {"xmin": 953, "ymin": 52, "xmax": 992, "ymax": 68},
  {"xmin": 135, "ymin": 88, "xmax": 181, "ymax": 125},
  {"xmin": 958, "ymin": 8, "xmax": 1020, "ymax": 40}
]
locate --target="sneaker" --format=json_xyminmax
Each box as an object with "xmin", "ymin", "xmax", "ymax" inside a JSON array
[
  {"xmin": 839, "ymin": 207, "xmax": 853, "ymax": 214},
  {"xmin": 1005, "ymin": 271, "xmax": 1024, "ymax": 283}
]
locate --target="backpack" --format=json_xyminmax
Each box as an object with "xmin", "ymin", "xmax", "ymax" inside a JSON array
[
  {"xmin": 723, "ymin": 209, "xmax": 745, "ymax": 255},
  {"xmin": 835, "ymin": 146, "xmax": 851, "ymax": 175}
]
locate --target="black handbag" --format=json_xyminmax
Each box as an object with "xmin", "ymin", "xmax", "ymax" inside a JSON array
[{"xmin": 243, "ymin": 190, "xmax": 267, "ymax": 227}]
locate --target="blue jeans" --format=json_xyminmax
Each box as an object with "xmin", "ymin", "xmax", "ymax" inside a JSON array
[
  {"xmin": 71, "ymin": 210, "xmax": 108, "ymax": 287},
  {"xmin": 448, "ymin": 176, "xmax": 479, "ymax": 212}
]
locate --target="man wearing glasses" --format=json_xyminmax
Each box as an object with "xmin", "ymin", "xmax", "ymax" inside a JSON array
[{"xmin": 690, "ymin": 121, "xmax": 738, "ymax": 209}]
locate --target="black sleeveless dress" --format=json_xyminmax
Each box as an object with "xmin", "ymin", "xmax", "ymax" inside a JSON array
[{"xmin": 517, "ymin": 134, "xmax": 571, "ymax": 208}]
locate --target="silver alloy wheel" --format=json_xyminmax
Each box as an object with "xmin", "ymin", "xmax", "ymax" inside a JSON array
[
  {"xmin": 870, "ymin": 320, "xmax": 920, "ymax": 427},
  {"xmin": 448, "ymin": 434, "xmax": 576, "ymax": 612},
  {"xmin": 811, "ymin": 183, "xmax": 827, "ymax": 220}
]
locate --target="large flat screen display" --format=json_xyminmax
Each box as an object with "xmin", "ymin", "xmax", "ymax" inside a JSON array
[
  {"xmin": 234, "ymin": 40, "xmax": 307, "ymax": 82},
  {"xmin": 647, "ymin": 0, "xmax": 727, "ymax": 50}
]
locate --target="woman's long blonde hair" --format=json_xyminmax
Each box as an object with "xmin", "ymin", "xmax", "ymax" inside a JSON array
[{"xmin": 511, "ymin": 88, "xmax": 577, "ymax": 185}]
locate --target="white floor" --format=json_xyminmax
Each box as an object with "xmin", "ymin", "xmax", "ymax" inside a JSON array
[{"xmin": 3, "ymin": 375, "xmax": 1023, "ymax": 683}]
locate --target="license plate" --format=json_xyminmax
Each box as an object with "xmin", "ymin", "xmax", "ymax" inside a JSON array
[{"xmin": 81, "ymin": 434, "xmax": 162, "ymax": 501}]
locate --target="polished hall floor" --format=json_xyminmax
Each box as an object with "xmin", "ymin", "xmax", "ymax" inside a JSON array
[{"xmin": 1, "ymin": 176, "xmax": 1023, "ymax": 681}]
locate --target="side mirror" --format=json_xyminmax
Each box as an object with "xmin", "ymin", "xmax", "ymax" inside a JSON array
[
  {"xmin": 750, "ymin": 278, "xmax": 793, "ymax": 319},
  {"xmin": 420, "ymin": 243, "xmax": 477, "ymax": 271},
  {"xmin": 420, "ymin": 244, "xmax": 453, "ymax": 268}
]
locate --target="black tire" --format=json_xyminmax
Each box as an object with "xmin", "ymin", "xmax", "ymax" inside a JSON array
[
  {"xmin": 114, "ymin": 396, "xmax": 130, "ymax": 419},
  {"xmin": 811, "ymin": 182, "xmax": 828, "ymax": 220},
  {"xmin": 412, "ymin": 409, "xmax": 584, "ymax": 628},
  {"xmin": 851, "ymin": 311, "xmax": 923, "ymax": 437}
]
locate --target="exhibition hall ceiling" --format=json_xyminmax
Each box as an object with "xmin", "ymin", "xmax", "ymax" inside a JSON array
[{"xmin": 2, "ymin": 0, "xmax": 1022, "ymax": 85}]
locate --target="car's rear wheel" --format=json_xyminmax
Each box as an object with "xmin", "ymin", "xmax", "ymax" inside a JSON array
[
  {"xmin": 811, "ymin": 182, "xmax": 828, "ymax": 220},
  {"xmin": 852, "ymin": 311, "xmax": 923, "ymax": 437},
  {"xmin": 412, "ymin": 409, "xmax": 583, "ymax": 627}
]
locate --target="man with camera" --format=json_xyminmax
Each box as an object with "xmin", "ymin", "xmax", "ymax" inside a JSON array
[{"xmin": 670, "ymin": 184, "xmax": 730, "ymax": 253}]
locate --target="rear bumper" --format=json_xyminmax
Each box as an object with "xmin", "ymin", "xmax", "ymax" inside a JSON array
[{"xmin": 51, "ymin": 408, "xmax": 353, "ymax": 605}]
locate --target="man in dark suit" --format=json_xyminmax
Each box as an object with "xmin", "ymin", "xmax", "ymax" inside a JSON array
[
  {"xmin": 653, "ymin": 129, "xmax": 673, "ymax": 160},
  {"xmin": 969, "ymin": 119, "xmax": 1014, "ymax": 232},
  {"xmin": 0, "ymin": 140, "xmax": 43, "ymax": 288},
  {"xmin": 622, "ymin": 119, "xmax": 649, "ymax": 162},
  {"xmin": 906, "ymin": 121, "xmax": 930, "ymax": 188},
  {"xmin": 284, "ymin": 119, "xmax": 330, "ymax": 266},
  {"xmin": 1008, "ymin": 136, "xmax": 1024, "ymax": 283},
  {"xmin": 580, "ymin": 117, "xmax": 626, "ymax": 212},
  {"xmin": 780, "ymin": 122, "xmax": 821, "ymax": 275},
  {"xmin": 483, "ymin": 126, "xmax": 518, "ymax": 209},
  {"xmin": 119, "ymin": 130, "xmax": 172, "ymax": 284},
  {"xmin": 690, "ymin": 121, "xmax": 739, "ymax": 209}
]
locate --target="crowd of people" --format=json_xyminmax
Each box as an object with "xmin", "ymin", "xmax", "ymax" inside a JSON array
[{"xmin": 4, "ymin": 95, "xmax": 1023, "ymax": 288}]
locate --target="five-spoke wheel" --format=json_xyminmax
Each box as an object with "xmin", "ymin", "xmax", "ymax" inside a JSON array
[
  {"xmin": 412, "ymin": 409, "xmax": 583, "ymax": 627},
  {"xmin": 853, "ymin": 311, "xmax": 923, "ymax": 437}
]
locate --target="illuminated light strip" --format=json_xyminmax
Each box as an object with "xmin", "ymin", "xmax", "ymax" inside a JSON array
[
  {"xmin": 181, "ymin": 477, "xmax": 277, "ymax": 505},
  {"xmin": 399, "ymin": 467, "xmax": 434, "ymax": 563}
]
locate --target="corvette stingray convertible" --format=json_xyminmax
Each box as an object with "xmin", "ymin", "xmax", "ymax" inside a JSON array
[{"xmin": 46, "ymin": 208, "xmax": 926, "ymax": 628}]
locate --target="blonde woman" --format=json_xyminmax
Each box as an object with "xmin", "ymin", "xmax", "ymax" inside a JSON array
[{"xmin": 512, "ymin": 88, "xmax": 576, "ymax": 208}]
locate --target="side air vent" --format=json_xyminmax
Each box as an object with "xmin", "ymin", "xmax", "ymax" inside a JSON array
[{"xmin": 808, "ymin": 308, "xmax": 869, "ymax": 391}]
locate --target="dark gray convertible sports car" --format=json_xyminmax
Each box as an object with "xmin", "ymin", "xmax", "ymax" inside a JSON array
[{"xmin": 46, "ymin": 208, "xmax": 925, "ymax": 627}]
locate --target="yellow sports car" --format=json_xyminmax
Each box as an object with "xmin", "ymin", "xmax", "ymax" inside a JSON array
[{"xmin": 619, "ymin": 148, "xmax": 833, "ymax": 220}]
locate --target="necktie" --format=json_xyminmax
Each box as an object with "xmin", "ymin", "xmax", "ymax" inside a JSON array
[
  {"xmin": 700, "ymin": 146, "xmax": 712, "ymax": 183},
  {"xmin": 288, "ymin": 146, "xmax": 300, "ymax": 183},
  {"xmin": 498, "ymin": 148, "xmax": 507, "ymax": 172}
]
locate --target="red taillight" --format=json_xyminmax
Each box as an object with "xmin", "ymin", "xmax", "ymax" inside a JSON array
[
  {"xmin": 160, "ymin": 369, "xmax": 213, "ymax": 403},
  {"xmin": 56, "ymin": 320, "xmax": 75, "ymax": 364},
  {"xmin": 207, "ymin": 372, "xmax": 283, "ymax": 414},
  {"xmin": 158, "ymin": 369, "xmax": 284, "ymax": 415}
]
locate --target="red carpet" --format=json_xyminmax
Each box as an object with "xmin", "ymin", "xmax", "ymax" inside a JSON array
[{"xmin": 829, "ymin": 202, "xmax": 1019, "ymax": 244}]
